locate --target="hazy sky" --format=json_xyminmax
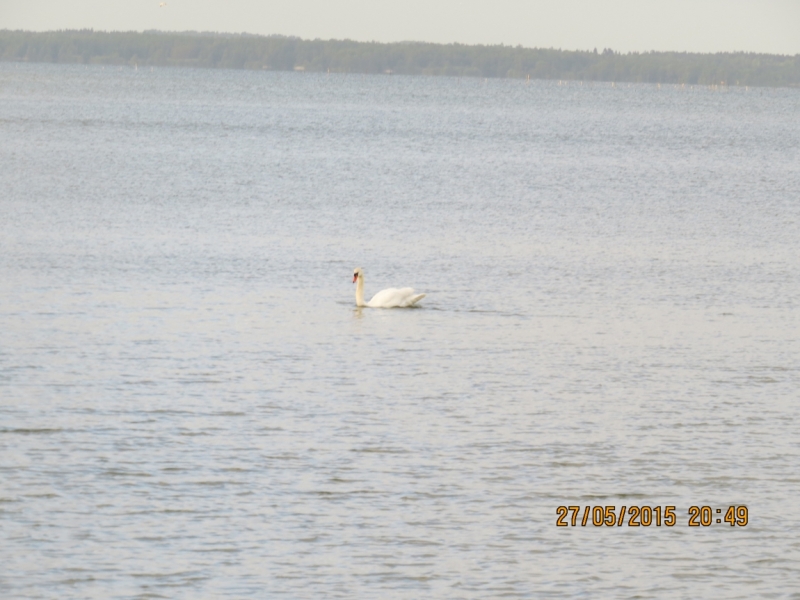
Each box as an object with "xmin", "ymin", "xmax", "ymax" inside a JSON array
[{"xmin": 3, "ymin": 0, "xmax": 800, "ymax": 54}]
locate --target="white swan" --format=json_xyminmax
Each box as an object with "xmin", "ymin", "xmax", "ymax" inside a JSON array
[{"xmin": 353, "ymin": 267, "xmax": 426, "ymax": 308}]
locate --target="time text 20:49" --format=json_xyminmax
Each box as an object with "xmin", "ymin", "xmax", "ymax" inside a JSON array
[{"xmin": 556, "ymin": 505, "xmax": 748, "ymax": 527}]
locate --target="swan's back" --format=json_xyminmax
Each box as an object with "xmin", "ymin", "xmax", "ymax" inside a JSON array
[{"xmin": 367, "ymin": 287, "xmax": 426, "ymax": 308}]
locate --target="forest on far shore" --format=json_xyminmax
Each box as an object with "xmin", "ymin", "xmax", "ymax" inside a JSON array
[{"xmin": 2, "ymin": 29, "xmax": 799, "ymax": 87}]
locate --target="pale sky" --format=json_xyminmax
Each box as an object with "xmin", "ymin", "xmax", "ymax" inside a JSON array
[{"xmin": 3, "ymin": 0, "xmax": 800, "ymax": 55}]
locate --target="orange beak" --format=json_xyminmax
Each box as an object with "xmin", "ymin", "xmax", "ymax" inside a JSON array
[{"xmin": 352, "ymin": 273, "xmax": 358, "ymax": 283}]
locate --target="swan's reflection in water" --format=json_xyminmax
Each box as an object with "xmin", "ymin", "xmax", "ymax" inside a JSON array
[{"xmin": 352, "ymin": 306, "xmax": 365, "ymax": 319}]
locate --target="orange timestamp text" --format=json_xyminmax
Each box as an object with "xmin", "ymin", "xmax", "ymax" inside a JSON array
[{"xmin": 556, "ymin": 505, "xmax": 748, "ymax": 527}]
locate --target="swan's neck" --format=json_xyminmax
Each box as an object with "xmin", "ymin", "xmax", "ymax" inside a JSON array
[{"xmin": 355, "ymin": 277, "xmax": 367, "ymax": 307}]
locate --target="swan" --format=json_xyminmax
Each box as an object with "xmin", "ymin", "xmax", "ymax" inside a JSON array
[{"xmin": 353, "ymin": 267, "xmax": 426, "ymax": 308}]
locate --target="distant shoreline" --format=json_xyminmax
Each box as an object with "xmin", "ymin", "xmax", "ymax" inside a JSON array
[{"xmin": 1, "ymin": 29, "xmax": 799, "ymax": 88}]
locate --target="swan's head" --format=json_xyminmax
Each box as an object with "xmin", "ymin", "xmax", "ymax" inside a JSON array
[{"xmin": 353, "ymin": 267, "xmax": 363, "ymax": 283}]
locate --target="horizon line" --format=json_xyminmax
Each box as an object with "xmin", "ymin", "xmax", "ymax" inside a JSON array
[{"xmin": 3, "ymin": 28, "xmax": 799, "ymax": 59}]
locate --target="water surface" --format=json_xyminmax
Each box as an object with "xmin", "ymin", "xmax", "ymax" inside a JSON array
[{"xmin": 1, "ymin": 63, "xmax": 799, "ymax": 598}]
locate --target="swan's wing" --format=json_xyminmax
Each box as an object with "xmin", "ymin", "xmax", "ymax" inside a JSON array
[
  {"xmin": 368, "ymin": 287, "xmax": 425, "ymax": 308},
  {"xmin": 367, "ymin": 287, "xmax": 405, "ymax": 308},
  {"xmin": 401, "ymin": 293, "xmax": 426, "ymax": 307}
]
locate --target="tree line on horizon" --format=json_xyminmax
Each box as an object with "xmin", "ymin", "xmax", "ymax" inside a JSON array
[{"xmin": 1, "ymin": 29, "xmax": 799, "ymax": 87}]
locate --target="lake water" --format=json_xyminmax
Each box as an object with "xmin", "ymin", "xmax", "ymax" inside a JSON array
[{"xmin": 1, "ymin": 63, "xmax": 799, "ymax": 598}]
